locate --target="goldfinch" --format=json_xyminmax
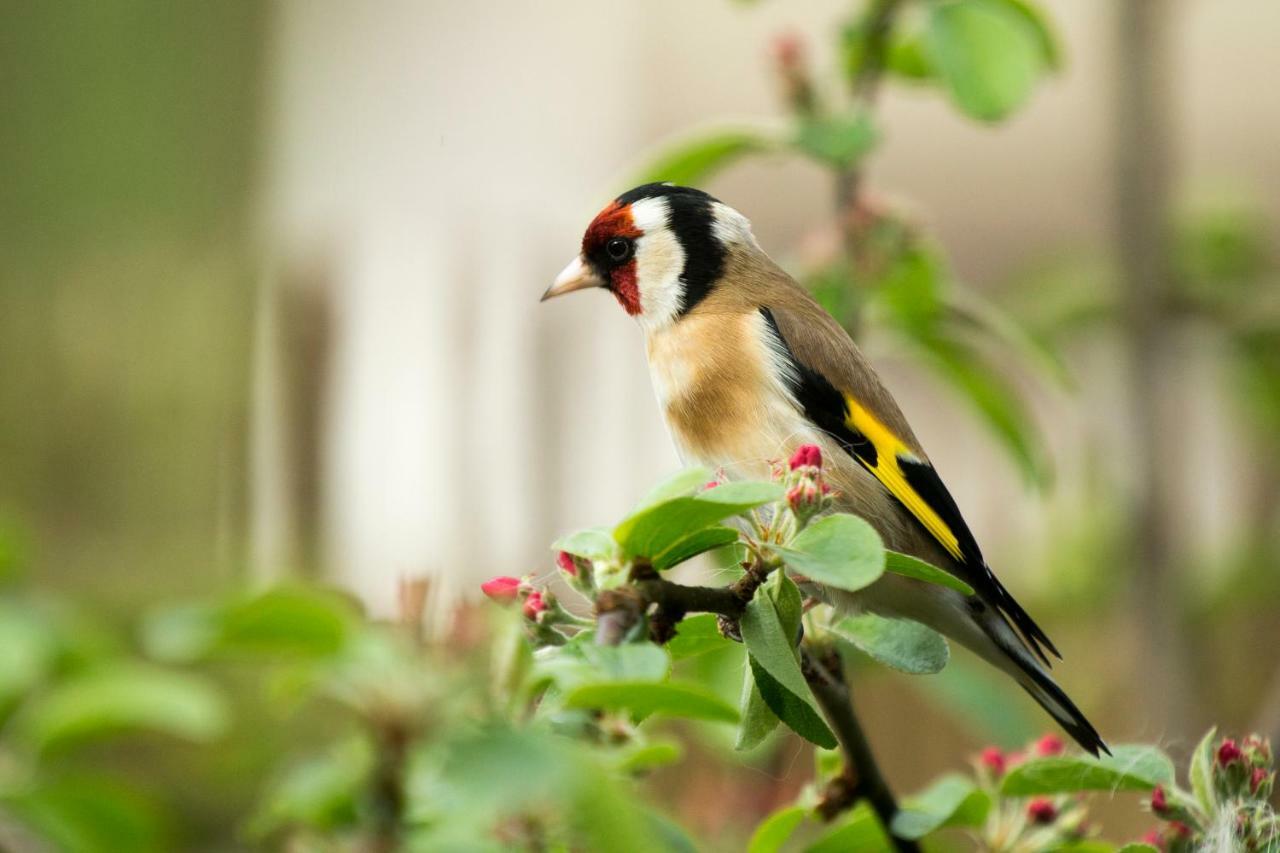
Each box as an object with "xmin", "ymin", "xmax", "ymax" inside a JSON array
[{"xmin": 542, "ymin": 183, "xmax": 1106, "ymax": 755}]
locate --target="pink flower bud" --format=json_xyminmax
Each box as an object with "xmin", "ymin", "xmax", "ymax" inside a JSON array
[
  {"xmin": 555, "ymin": 551, "xmax": 577, "ymax": 577},
  {"xmin": 788, "ymin": 444, "xmax": 822, "ymax": 471},
  {"xmin": 702, "ymin": 480, "xmax": 720, "ymax": 491},
  {"xmin": 771, "ymin": 32, "xmax": 803, "ymax": 70},
  {"xmin": 1027, "ymin": 797, "xmax": 1057, "ymax": 824},
  {"xmin": 1251, "ymin": 767, "xmax": 1270, "ymax": 794},
  {"xmin": 480, "ymin": 576, "xmax": 521, "ymax": 604},
  {"xmin": 1034, "ymin": 733, "xmax": 1065, "ymax": 757},
  {"xmin": 522, "ymin": 591, "xmax": 547, "ymax": 621},
  {"xmin": 1217, "ymin": 738, "xmax": 1243, "ymax": 767},
  {"xmin": 1141, "ymin": 829, "xmax": 1163, "ymax": 846},
  {"xmin": 1150, "ymin": 784, "xmax": 1169, "ymax": 815},
  {"xmin": 1170, "ymin": 821, "xmax": 1191, "ymax": 839},
  {"xmin": 1007, "ymin": 750, "xmax": 1027, "ymax": 768},
  {"xmin": 979, "ymin": 746, "xmax": 1006, "ymax": 775}
]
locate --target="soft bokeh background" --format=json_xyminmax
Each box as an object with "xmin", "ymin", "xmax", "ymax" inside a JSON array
[{"xmin": 2, "ymin": 0, "xmax": 1278, "ymax": 848}]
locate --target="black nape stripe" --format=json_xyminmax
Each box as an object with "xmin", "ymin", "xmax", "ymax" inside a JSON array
[
  {"xmin": 616, "ymin": 183, "xmax": 726, "ymax": 317},
  {"xmin": 758, "ymin": 307, "xmax": 877, "ymax": 466}
]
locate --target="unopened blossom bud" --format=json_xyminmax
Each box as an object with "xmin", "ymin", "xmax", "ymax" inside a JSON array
[
  {"xmin": 522, "ymin": 591, "xmax": 548, "ymax": 621},
  {"xmin": 789, "ymin": 444, "xmax": 822, "ymax": 471},
  {"xmin": 1242, "ymin": 734, "xmax": 1272, "ymax": 766},
  {"xmin": 770, "ymin": 32, "xmax": 815, "ymax": 115},
  {"xmin": 1141, "ymin": 829, "xmax": 1163, "ymax": 848},
  {"xmin": 1035, "ymin": 733, "xmax": 1065, "ymax": 757},
  {"xmin": 1250, "ymin": 767, "xmax": 1272, "ymax": 796},
  {"xmin": 1027, "ymin": 797, "xmax": 1057, "ymax": 824},
  {"xmin": 979, "ymin": 746, "xmax": 1006, "ymax": 775},
  {"xmin": 1218, "ymin": 738, "xmax": 1243, "ymax": 767},
  {"xmin": 1151, "ymin": 785, "xmax": 1169, "ymax": 815},
  {"xmin": 787, "ymin": 481, "xmax": 822, "ymax": 515},
  {"xmin": 480, "ymin": 576, "xmax": 522, "ymax": 604},
  {"xmin": 555, "ymin": 551, "xmax": 578, "ymax": 577},
  {"xmin": 702, "ymin": 480, "xmax": 720, "ymax": 491}
]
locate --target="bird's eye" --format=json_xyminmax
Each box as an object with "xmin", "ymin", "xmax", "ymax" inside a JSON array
[{"xmin": 605, "ymin": 237, "xmax": 633, "ymax": 263}]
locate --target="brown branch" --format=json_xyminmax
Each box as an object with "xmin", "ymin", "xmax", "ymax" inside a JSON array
[{"xmin": 803, "ymin": 646, "xmax": 919, "ymax": 852}]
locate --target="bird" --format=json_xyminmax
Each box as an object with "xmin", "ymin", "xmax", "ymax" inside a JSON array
[{"xmin": 541, "ymin": 182, "xmax": 1106, "ymax": 756}]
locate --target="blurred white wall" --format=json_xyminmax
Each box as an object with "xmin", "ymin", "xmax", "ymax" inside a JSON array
[{"xmin": 256, "ymin": 0, "xmax": 1280, "ymax": 617}]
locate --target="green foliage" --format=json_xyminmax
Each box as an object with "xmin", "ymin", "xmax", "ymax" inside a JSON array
[
  {"xmin": 1000, "ymin": 745, "xmax": 1175, "ymax": 795},
  {"xmin": 835, "ymin": 613, "xmax": 950, "ymax": 674},
  {"xmin": 632, "ymin": 124, "xmax": 780, "ymax": 186},
  {"xmin": 890, "ymin": 773, "xmax": 989, "ymax": 839},
  {"xmin": 776, "ymin": 513, "xmax": 884, "ymax": 592},
  {"xmin": 884, "ymin": 550, "xmax": 974, "ymax": 595}
]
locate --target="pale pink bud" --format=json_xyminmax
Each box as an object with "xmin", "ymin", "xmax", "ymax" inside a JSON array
[
  {"xmin": 522, "ymin": 591, "xmax": 547, "ymax": 621},
  {"xmin": 979, "ymin": 746, "xmax": 1006, "ymax": 775},
  {"xmin": 480, "ymin": 576, "xmax": 521, "ymax": 604},
  {"xmin": 1034, "ymin": 733, "xmax": 1065, "ymax": 757}
]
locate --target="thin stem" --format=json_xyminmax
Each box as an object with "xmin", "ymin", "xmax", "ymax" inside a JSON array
[{"xmin": 803, "ymin": 646, "xmax": 919, "ymax": 851}]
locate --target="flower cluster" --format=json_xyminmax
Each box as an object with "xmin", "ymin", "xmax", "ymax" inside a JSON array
[
  {"xmin": 1140, "ymin": 733, "xmax": 1276, "ymax": 852},
  {"xmin": 782, "ymin": 444, "xmax": 835, "ymax": 525},
  {"xmin": 479, "ymin": 567, "xmax": 592, "ymax": 648},
  {"xmin": 972, "ymin": 735, "xmax": 1090, "ymax": 849}
]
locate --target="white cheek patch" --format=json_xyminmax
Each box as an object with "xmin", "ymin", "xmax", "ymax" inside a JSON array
[
  {"xmin": 629, "ymin": 197, "xmax": 686, "ymax": 332},
  {"xmin": 711, "ymin": 202, "xmax": 759, "ymax": 250}
]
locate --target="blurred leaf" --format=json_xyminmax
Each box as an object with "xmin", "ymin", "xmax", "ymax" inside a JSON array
[
  {"xmin": 553, "ymin": 527, "xmax": 620, "ymax": 562},
  {"xmin": 564, "ymin": 682, "xmax": 739, "ymax": 724},
  {"xmin": 877, "ymin": 244, "xmax": 944, "ymax": 332},
  {"xmin": 804, "ymin": 802, "xmax": 891, "ymax": 852},
  {"xmin": 248, "ymin": 736, "xmax": 372, "ymax": 837},
  {"xmin": 614, "ymin": 481, "xmax": 782, "ymax": 561},
  {"xmin": 793, "ymin": 112, "xmax": 878, "ymax": 169},
  {"xmin": 944, "ymin": 286, "xmax": 1074, "ymax": 389},
  {"xmin": 0, "ymin": 775, "xmax": 170, "ymax": 853},
  {"xmin": 577, "ymin": 642, "xmax": 672, "ymax": 682},
  {"xmin": 890, "ymin": 773, "xmax": 990, "ymax": 839},
  {"xmin": 631, "ymin": 126, "xmax": 779, "ymax": 186},
  {"xmin": 734, "ymin": 665, "xmax": 780, "ymax": 751},
  {"xmin": 741, "ymin": 574, "xmax": 836, "ymax": 748},
  {"xmin": 988, "ymin": 0, "xmax": 1062, "ymax": 69},
  {"xmin": 1000, "ymin": 745, "xmax": 1175, "ymax": 795},
  {"xmin": 667, "ymin": 614, "xmax": 734, "ymax": 661},
  {"xmin": 142, "ymin": 585, "xmax": 357, "ymax": 662},
  {"xmin": 886, "ymin": 34, "xmax": 935, "ymax": 80},
  {"xmin": 748, "ymin": 804, "xmax": 807, "ymax": 853},
  {"xmin": 777, "ymin": 514, "xmax": 884, "ymax": 593},
  {"xmin": 18, "ymin": 664, "xmax": 228, "ymax": 754},
  {"xmin": 835, "ymin": 613, "xmax": 950, "ymax": 675},
  {"xmin": 925, "ymin": 0, "xmax": 1046, "ymax": 122},
  {"xmin": 0, "ymin": 599, "xmax": 59, "ymax": 705},
  {"xmin": 884, "ymin": 550, "xmax": 974, "ymax": 595},
  {"xmin": 1116, "ymin": 845, "xmax": 1159, "ymax": 853},
  {"xmin": 0, "ymin": 520, "xmax": 24, "ymax": 584},
  {"xmin": 1187, "ymin": 726, "xmax": 1217, "ymax": 815},
  {"xmin": 614, "ymin": 740, "xmax": 683, "ymax": 774},
  {"xmin": 912, "ymin": 333, "xmax": 1049, "ymax": 487},
  {"xmin": 654, "ymin": 526, "xmax": 741, "ymax": 571}
]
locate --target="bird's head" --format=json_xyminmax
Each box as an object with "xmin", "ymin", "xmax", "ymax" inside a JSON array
[{"xmin": 541, "ymin": 183, "xmax": 757, "ymax": 330}]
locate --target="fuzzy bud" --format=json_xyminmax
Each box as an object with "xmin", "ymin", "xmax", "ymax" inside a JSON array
[
  {"xmin": 1250, "ymin": 767, "xmax": 1272, "ymax": 796},
  {"xmin": 1141, "ymin": 829, "xmax": 1164, "ymax": 849},
  {"xmin": 1151, "ymin": 785, "xmax": 1169, "ymax": 815},
  {"xmin": 1034, "ymin": 733, "xmax": 1066, "ymax": 757},
  {"xmin": 1217, "ymin": 738, "xmax": 1243, "ymax": 767},
  {"xmin": 1242, "ymin": 734, "xmax": 1272, "ymax": 766},
  {"xmin": 789, "ymin": 444, "xmax": 822, "ymax": 471},
  {"xmin": 480, "ymin": 576, "xmax": 522, "ymax": 604},
  {"xmin": 555, "ymin": 551, "xmax": 578, "ymax": 577},
  {"xmin": 979, "ymin": 746, "xmax": 1006, "ymax": 775},
  {"xmin": 522, "ymin": 591, "xmax": 548, "ymax": 621},
  {"xmin": 1027, "ymin": 797, "xmax": 1057, "ymax": 825}
]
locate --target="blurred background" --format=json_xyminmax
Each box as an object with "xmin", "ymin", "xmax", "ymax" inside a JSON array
[{"xmin": 2, "ymin": 0, "xmax": 1278, "ymax": 849}]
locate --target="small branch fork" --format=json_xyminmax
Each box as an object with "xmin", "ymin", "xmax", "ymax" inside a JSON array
[{"xmin": 594, "ymin": 561, "xmax": 916, "ymax": 850}]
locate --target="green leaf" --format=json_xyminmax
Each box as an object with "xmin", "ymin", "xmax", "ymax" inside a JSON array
[
  {"xmin": 794, "ymin": 112, "xmax": 878, "ymax": 169},
  {"xmin": 735, "ymin": 666, "xmax": 780, "ymax": 751},
  {"xmin": 638, "ymin": 467, "xmax": 715, "ymax": 508},
  {"xmin": 1000, "ymin": 745, "xmax": 1175, "ymax": 795},
  {"xmin": 0, "ymin": 600, "xmax": 59, "ymax": 704},
  {"xmin": 1188, "ymin": 725, "xmax": 1218, "ymax": 815},
  {"xmin": 1, "ymin": 775, "xmax": 170, "ymax": 853},
  {"xmin": 143, "ymin": 585, "xmax": 356, "ymax": 662},
  {"xmin": 1116, "ymin": 845, "xmax": 1160, "ymax": 853},
  {"xmin": 944, "ymin": 287, "xmax": 1074, "ymax": 390},
  {"xmin": 632, "ymin": 126, "xmax": 778, "ymax": 186},
  {"xmin": 667, "ymin": 614, "xmax": 734, "ymax": 661},
  {"xmin": 654, "ymin": 526, "xmax": 741, "ymax": 571},
  {"xmin": 614, "ymin": 740, "xmax": 683, "ymax": 774},
  {"xmin": 553, "ymin": 527, "xmax": 619, "ymax": 562},
  {"xmin": 805, "ymin": 802, "xmax": 891, "ymax": 852},
  {"xmin": 577, "ymin": 643, "xmax": 672, "ymax": 682},
  {"xmin": 988, "ymin": 0, "xmax": 1062, "ymax": 69},
  {"xmin": 740, "ymin": 576, "xmax": 836, "ymax": 748},
  {"xmin": 887, "ymin": 33, "xmax": 935, "ymax": 80},
  {"xmin": 890, "ymin": 773, "xmax": 990, "ymax": 839},
  {"xmin": 564, "ymin": 682, "xmax": 740, "ymax": 724},
  {"xmin": 926, "ymin": 0, "xmax": 1046, "ymax": 122},
  {"xmin": 748, "ymin": 804, "xmax": 807, "ymax": 853},
  {"xmin": 777, "ymin": 514, "xmax": 884, "ymax": 593},
  {"xmin": 835, "ymin": 613, "xmax": 950, "ymax": 675},
  {"xmin": 17, "ymin": 665, "xmax": 229, "ymax": 755},
  {"xmin": 615, "ymin": 481, "xmax": 782, "ymax": 561},
  {"xmin": 884, "ymin": 550, "xmax": 974, "ymax": 595}
]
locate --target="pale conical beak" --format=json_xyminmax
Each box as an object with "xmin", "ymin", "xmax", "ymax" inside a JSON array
[{"xmin": 541, "ymin": 256, "xmax": 604, "ymax": 302}]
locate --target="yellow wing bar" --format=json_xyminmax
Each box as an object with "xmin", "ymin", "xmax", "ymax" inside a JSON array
[{"xmin": 843, "ymin": 394, "xmax": 963, "ymax": 562}]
